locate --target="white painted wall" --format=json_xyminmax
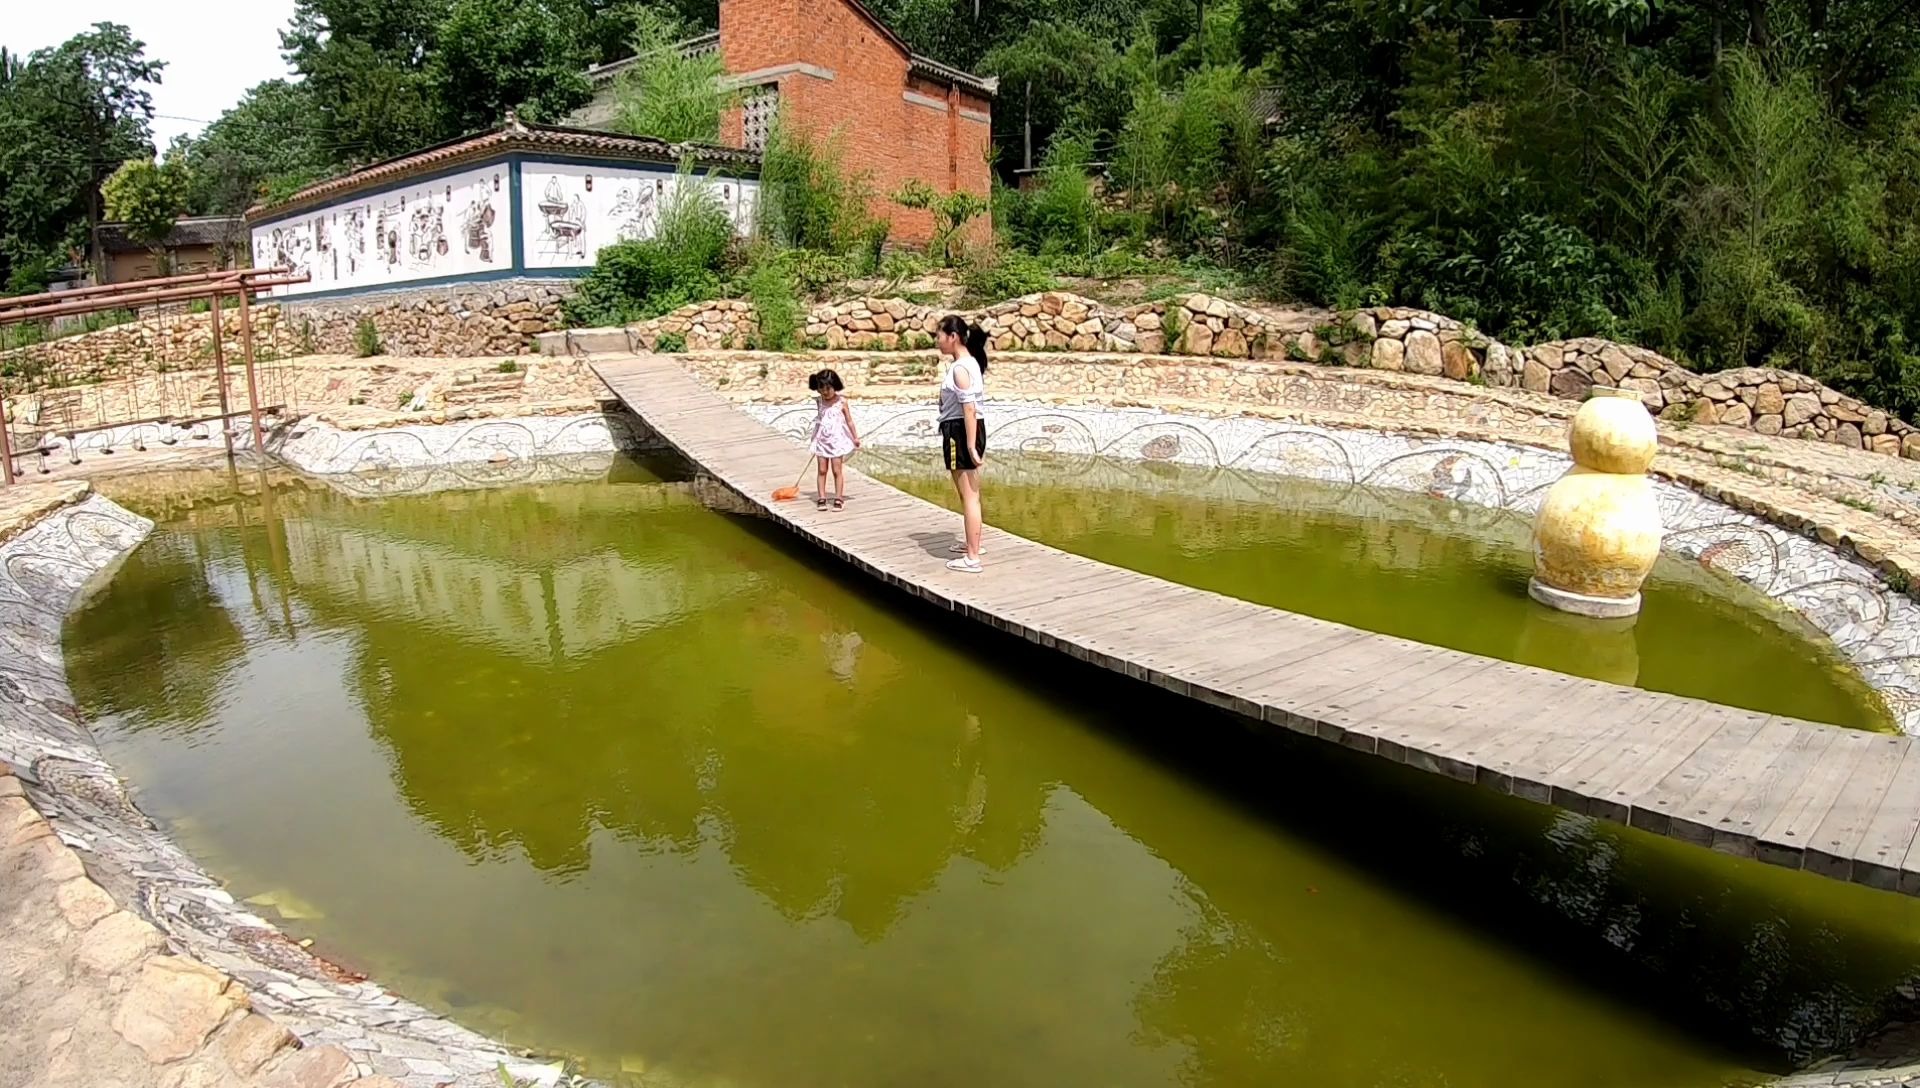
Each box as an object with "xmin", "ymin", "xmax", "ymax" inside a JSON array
[
  {"xmin": 519, "ymin": 161, "xmax": 758, "ymax": 270},
  {"xmin": 251, "ymin": 165, "xmax": 508, "ymax": 297}
]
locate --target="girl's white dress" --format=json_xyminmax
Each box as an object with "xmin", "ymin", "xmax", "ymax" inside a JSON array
[{"xmin": 810, "ymin": 396, "xmax": 857, "ymax": 459}]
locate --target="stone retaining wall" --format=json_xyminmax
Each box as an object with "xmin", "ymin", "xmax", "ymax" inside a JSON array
[
  {"xmin": 618, "ymin": 291, "xmax": 1920, "ymax": 459},
  {"xmin": 1, "ymin": 281, "xmax": 575, "ymax": 379}
]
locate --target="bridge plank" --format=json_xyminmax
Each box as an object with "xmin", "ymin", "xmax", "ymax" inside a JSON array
[{"xmin": 592, "ymin": 352, "xmax": 1920, "ymax": 897}]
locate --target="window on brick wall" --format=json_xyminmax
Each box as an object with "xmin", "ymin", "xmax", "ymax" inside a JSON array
[{"xmin": 742, "ymin": 84, "xmax": 778, "ymax": 152}]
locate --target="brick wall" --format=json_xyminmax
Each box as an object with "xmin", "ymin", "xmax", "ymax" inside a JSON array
[{"xmin": 719, "ymin": 0, "xmax": 992, "ymax": 247}]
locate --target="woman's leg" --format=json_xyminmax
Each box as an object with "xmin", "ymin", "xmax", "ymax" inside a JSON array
[{"xmin": 958, "ymin": 468, "xmax": 983, "ymax": 559}]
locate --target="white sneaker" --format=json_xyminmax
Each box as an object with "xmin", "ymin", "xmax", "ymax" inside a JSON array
[
  {"xmin": 946, "ymin": 556, "xmax": 983, "ymax": 574},
  {"xmin": 950, "ymin": 541, "xmax": 987, "ymax": 556}
]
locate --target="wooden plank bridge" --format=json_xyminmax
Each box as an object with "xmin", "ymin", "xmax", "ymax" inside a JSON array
[{"xmin": 592, "ymin": 353, "xmax": 1920, "ymax": 897}]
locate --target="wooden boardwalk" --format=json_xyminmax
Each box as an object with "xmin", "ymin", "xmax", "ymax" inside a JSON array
[{"xmin": 592, "ymin": 353, "xmax": 1920, "ymax": 897}]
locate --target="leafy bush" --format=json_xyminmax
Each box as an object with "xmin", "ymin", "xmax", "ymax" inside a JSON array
[
  {"xmin": 354, "ymin": 318, "xmax": 382, "ymax": 358},
  {"xmin": 894, "ymin": 179, "xmax": 990, "ymax": 266},
  {"xmin": 656, "ymin": 332, "xmax": 687, "ymax": 352},
  {"xmin": 609, "ymin": 9, "xmax": 733, "ymax": 143},
  {"xmin": 1003, "ymin": 131, "xmax": 1102, "ymax": 256},
  {"xmin": 562, "ymin": 172, "xmax": 736, "ymax": 327},
  {"xmin": 743, "ymin": 256, "xmax": 803, "ymax": 351},
  {"xmin": 757, "ymin": 119, "xmax": 879, "ymax": 254},
  {"xmin": 960, "ymin": 250, "xmax": 1057, "ymax": 305}
]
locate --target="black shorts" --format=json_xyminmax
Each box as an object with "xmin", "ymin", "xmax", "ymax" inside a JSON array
[{"xmin": 940, "ymin": 417, "xmax": 986, "ymax": 471}]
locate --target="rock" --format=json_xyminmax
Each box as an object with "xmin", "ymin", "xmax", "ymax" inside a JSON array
[
  {"xmin": 1720, "ymin": 402, "xmax": 1753, "ymax": 428},
  {"xmin": 1754, "ymin": 414, "xmax": 1784, "ymax": 435},
  {"xmin": 1180, "ymin": 294, "xmax": 1209, "ymax": 316},
  {"xmin": 1521, "ymin": 356, "xmax": 1551, "ymax": 393},
  {"xmin": 1215, "ymin": 328, "xmax": 1249, "ymax": 358},
  {"xmin": 1831, "ymin": 400, "xmax": 1868, "ymax": 423},
  {"xmin": 1439, "ymin": 341, "xmax": 1475, "ymax": 380},
  {"xmin": 1783, "ymin": 393, "xmax": 1821, "ymax": 427},
  {"xmin": 1598, "ymin": 345, "xmax": 1634, "ymax": 381},
  {"xmin": 346, "ymin": 1080, "xmax": 405, "ymax": 1088},
  {"xmin": 1550, "ymin": 368, "xmax": 1592, "ymax": 400},
  {"xmin": 261, "ymin": 1044, "xmax": 358, "ymax": 1088},
  {"xmin": 1371, "ymin": 337, "xmax": 1406, "ymax": 371},
  {"xmin": 221, "ymin": 1011, "xmax": 296, "ymax": 1076},
  {"xmin": 1136, "ymin": 331, "xmax": 1165, "ymax": 354},
  {"xmin": 1181, "ymin": 322, "xmax": 1213, "ymax": 356},
  {"xmin": 77, "ymin": 911, "xmax": 166, "ymax": 976},
  {"xmin": 1702, "ymin": 381, "xmax": 1733, "ymax": 401},
  {"xmin": 1754, "ymin": 383, "xmax": 1785, "ymax": 415},
  {"xmin": 17, "ymin": 834, "xmax": 84, "ymax": 882},
  {"xmin": 1906, "ymin": 433, "xmax": 1920, "ymax": 459},
  {"xmin": 1135, "ymin": 311, "xmax": 1161, "ymax": 331},
  {"xmin": 55, "ymin": 878, "xmax": 116, "ymax": 930},
  {"xmin": 0, "ymin": 795, "xmax": 35, "ymax": 839},
  {"xmin": 1410, "ymin": 317, "xmax": 1437, "ymax": 331},
  {"xmin": 872, "ymin": 312, "xmax": 895, "ymax": 332},
  {"xmin": 1349, "ymin": 312, "xmax": 1377, "ymax": 339},
  {"xmin": 1837, "ymin": 422, "xmax": 1865, "ymax": 448},
  {"xmin": 1205, "ymin": 297, "xmax": 1230, "ymax": 318},
  {"xmin": 1295, "ymin": 331, "xmax": 1325, "ymax": 362},
  {"xmin": 1872, "ymin": 433, "xmax": 1901, "ymax": 456},
  {"xmin": 1404, "ymin": 330, "xmax": 1443, "ymax": 375},
  {"xmin": 1379, "ymin": 319, "xmax": 1411, "ymax": 339},
  {"xmin": 1691, "ymin": 398, "xmax": 1719, "ymax": 425},
  {"xmin": 1621, "ymin": 377, "xmax": 1663, "ymax": 408},
  {"xmin": 1868, "ymin": 410, "xmax": 1889, "ymax": 435},
  {"xmin": 111, "ymin": 957, "xmax": 241, "ymax": 1063}
]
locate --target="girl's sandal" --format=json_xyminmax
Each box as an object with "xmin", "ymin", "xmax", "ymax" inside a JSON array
[
  {"xmin": 815, "ymin": 497, "xmax": 828, "ymax": 511},
  {"xmin": 832, "ymin": 498, "xmax": 845, "ymax": 511}
]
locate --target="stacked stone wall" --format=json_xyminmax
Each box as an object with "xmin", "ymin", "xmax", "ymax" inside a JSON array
[{"xmin": 623, "ymin": 292, "xmax": 1920, "ymax": 458}]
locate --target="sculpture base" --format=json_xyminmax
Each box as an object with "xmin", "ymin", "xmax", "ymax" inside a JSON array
[{"xmin": 1528, "ymin": 578, "xmax": 1642, "ymax": 619}]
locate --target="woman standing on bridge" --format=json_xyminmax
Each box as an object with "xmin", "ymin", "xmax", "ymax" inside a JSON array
[{"xmin": 936, "ymin": 315, "xmax": 989, "ymax": 574}]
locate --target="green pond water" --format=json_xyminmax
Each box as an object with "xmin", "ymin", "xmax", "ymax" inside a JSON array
[
  {"xmin": 869, "ymin": 450, "xmax": 1891, "ymax": 730},
  {"xmin": 63, "ymin": 457, "xmax": 1920, "ymax": 1088}
]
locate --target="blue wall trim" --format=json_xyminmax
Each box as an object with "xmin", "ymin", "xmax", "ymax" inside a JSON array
[{"xmin": 508, "ymin": 159, "xmax": 526, "ymax": 275}]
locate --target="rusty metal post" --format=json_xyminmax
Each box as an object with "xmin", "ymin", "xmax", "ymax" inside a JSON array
[
  {"xmin": 0, "ymin": 385, "xmax": 15, "ymax": 487},
  {"xmin": 236, "ymin": 285, "xmax": 266, "ymax": 454},
  {"xmin": 207, "ymin": 290, "xmax": 234, "ymax": 457}
]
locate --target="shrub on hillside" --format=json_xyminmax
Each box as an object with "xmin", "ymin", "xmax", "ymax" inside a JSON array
[{"xmin": 563, "ymin": 171, "xmax": 737, "ymax": 327}]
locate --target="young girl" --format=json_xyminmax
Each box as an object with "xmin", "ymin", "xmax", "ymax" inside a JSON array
[{"xmin": 807, "ymin": 368, "xmax": 860, "ymax": 510}]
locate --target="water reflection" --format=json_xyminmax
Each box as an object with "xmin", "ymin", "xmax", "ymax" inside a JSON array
[{"xmin": 59, "ymin": 462, "xmax": 1920, "ymax": 1087}]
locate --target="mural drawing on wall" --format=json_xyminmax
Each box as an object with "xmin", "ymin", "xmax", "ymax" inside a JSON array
[
  {"xmin": 461, "ymin": 180, "xmax": 497, "ymax": 263},
  {"xmin": 536, "ymin": 176, "xmax": 590, "ymax": 260},
  {"xmin": 519, "ymin": 163, "xmax": 758, "ymax": 270},
  {"xmin": 343, "ymin": 210, "xmax": 366, "ymax": 276},
  {"xmin": 253, "ymin": 165, "xmax": 497, "ymax": 297},
  {"xmin": 610, "ymin": 180, "xmax": 661, "ymax": 243}
]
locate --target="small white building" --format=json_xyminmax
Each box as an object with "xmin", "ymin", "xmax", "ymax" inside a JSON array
[{"xmin": 244, "ymin": 118, "xmax": 760, "ymax": 301}]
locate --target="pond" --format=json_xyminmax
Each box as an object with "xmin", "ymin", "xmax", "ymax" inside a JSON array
[
  {"xmin": 63, "ymin": 457, "xmax": 1920, "ymax": 1088},
  {"xmin": 868, "ymin": 449, "xmax": 1891, "ymax": 730}
]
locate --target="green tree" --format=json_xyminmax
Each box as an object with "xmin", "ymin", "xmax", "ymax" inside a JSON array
[
  {"xmin": 282, "ymin": 0, "xmax": 444, "ymax": 161},
  {"xmin": 0, "ymin": 23, "xmax": 162, "ymax": 289},
  {"xmin": 171, "ymin": 80, "xmax": 328, "ymax": 215},
  {"xmin": 608, "ymin": 7, "xmax": 733, "ymax": 143},
  {"xmin": 101, "ymin": 157, "xmax": 188, "ymax": 272},
  {"xmin": 428, "ymin": 0, "xmax": 593, "ymax": 133}
]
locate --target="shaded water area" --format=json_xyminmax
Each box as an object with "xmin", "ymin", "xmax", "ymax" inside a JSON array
[
  {"xmin": 62, "ymin": 458, "xmax": 1920, "ymax": 1088},
  {"xmin": 871, "ymin": 449, "xmax": 1891, "ymax": 730}
]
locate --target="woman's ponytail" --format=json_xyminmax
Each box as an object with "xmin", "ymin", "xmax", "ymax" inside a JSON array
[{"xmin": 966, "ymin": 323, "xmax": 990, "ymax": 373}]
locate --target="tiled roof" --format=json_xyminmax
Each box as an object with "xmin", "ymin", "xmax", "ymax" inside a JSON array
[
  {"xmin": 246, "ymin": 118, "xmax": 760, "ymax": 222},
  {"xmin": 908, "ymin": 53, "xmax": 998, "ymax": 99},
  {"xmin": 96, "ymin": 216, "xmax": 245, "ymax": 253}
]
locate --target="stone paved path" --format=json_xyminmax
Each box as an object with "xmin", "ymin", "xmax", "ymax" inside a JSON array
[{"xmin": 1, "ymin": 761, "xmax": 406, "ymax": 1088}]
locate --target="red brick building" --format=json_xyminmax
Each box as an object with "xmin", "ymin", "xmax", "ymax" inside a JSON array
[{"xmin": 581, "ymin": 0, "xmax": 997, "ymax": 247}]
